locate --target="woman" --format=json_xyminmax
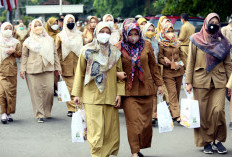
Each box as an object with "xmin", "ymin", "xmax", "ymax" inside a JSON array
[
  {"xmin": 56, "ymin": 14, "xmax": 83, "ymax": 117},
  {"xmin": 155, "ymin": 16, "xmax": 171, "ymax": 40},
  {"xmin": 0, "ymin": 22, "xmax": 21, "ymax": 124},
  {"xmin": 20, "ymin": 19, "xmax": 61, "ymax": 123},
  {"xmin": 45, "ymin": 17, "xmax": 60, "ymax": 41},
  {"xmin": 103, "ymin": 14, "xmax": 121, "ymax": 45},
  {"xmin": 158, "ymin": 23, "xmax": 186, "ymax": 122},
  {"xmin": 15, "ymin": 23, "xmax": 29, "ymax": 45},
  {"xmin": 72, "ymin": 22, "xmax": 125, "ymax": 157},
  {"xmin": 82, "ymin": 16, "xmax": 99, "ymax": 45},
  {"xmin": 116, "ymin": 19, "xmax": 163, "ymax": 157},
  {"xmin": 137, "ymin": 17, "xmax": 147, "ymax": 31},
  {"xmin": 186, "ymin": 13, "xmax": 231, "ymax": 154}
]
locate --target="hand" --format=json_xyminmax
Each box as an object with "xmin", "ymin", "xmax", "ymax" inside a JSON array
[
  {"xmin": 54, "ymin": 70, "xmax": 62, "ymax": 77},
  {"xmin": 186, "ymin": 84, "xmax": 193, "ymax": 94},
  {"xmin": 20, "ymin": 71, "xmax": 26, "ymax": 79},
  {"xmin": 74, "ymin": 97, "xmax": 81, "ymax": 106},
  {"xmin": 157, "ymin": 86, "xmax": 163, "ymax": 95},
  {"xmin": 58, "ymin": 70, "xmax": 62, "ymax": 75},
  {"xmin": 164, "ymin": 57, "xmax": 171, "ymax": 65},
  {"xmin": 114, "ymin": 96, "xmax": 121, "ymax": 108},
  {"xmin": 117, "ymin": 72, "xmax": 127, "ymax": 81},
  {"xmin": 175, "ymin": 62, "xmax": 180, "ymax": 70},
  {"xmin": 6, "ymin": 47, "xmax": 15, "ymax": 55},
  {"xmin": 228, "ymin": 89, "xmax": 231, "ymax": 97}
]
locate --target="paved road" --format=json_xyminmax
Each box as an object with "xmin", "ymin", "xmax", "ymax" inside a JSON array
[{"xmin": 0, "ymin": 63, "xmax": 232, "ymax": 157}]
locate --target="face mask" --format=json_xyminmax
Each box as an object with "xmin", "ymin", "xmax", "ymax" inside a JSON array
[
  {"xmin": 166, "ymin": 32, "xmax": 176, "ymax": 40},
  {"xmin": 207, "ymin": 23, "xmax": 219, "ymax": 34},
  {"xmin": 97, "ymin": 33, "xmax": 111, "ymax": 44},
  {"xmin": 76, "ymin": 23, "xmax": 81, "ymax": 27},
  {"xmin": 51, "ymin": 24, "xmax": 59, "ymax": 30},
  {"xmin": 34, "ymin": 26, "xmax": 43, "ymax": 35},
  {"xmin": 19, "ymin": 27, "xmax": 24, "ymax": 30},
  {"xmin": 67, "ymin": 23, "xmax": 75, "ymax": 30},
  {"xmin": 2, "ymin": 30, "xmax": 12, "ymax": 38},
  {"xmin": 145, "ymin": 31, "xmax": 155, "ymax": 39},
  {"xmin": 107, "ymin": 21, "xmax": 114, "ymax": 29},
  {"xmin": 128, "ymin": 36, "xmax": 139, "ymax": 44}
]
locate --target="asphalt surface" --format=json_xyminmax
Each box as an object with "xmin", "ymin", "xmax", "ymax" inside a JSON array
[{"xmin": 0, "ymin": 62, "xmax": 232, "ymax": 157}]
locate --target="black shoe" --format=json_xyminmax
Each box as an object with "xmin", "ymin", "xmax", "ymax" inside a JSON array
[
  {"xmin": 8, "ymin": 118, "xmax": 13, "ymax": 122},
  {"xmin": 67, "ymin": 111, "xmax": 73, "ymax": 117},
  {"xmin": 137, "ymin": 152, "xmax": 144, "ymax": 157},
  {"xmin": 37, "ymin": 118, "xmax": 44, "ymax": 123},
  {"xmin": 229, "ymin": 122, "xmax": 232, "ymax": 130},
  {"xmin": 204, "ymin": 144, "xmax": 213, "ymax": 154},
  {"xmin": 212, "ymin": 142, "xmax": 227, "ymax": 154},
  {"xmin": 1, "ymin": 119, "xmax": 7, "ymax": 124},
  {"xmin": 152, "ymin": 118, "xmax": 157, "ymax": 125}
]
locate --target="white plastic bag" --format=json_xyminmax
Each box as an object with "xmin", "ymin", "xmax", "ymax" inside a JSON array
[
  {"xmin": 71, "ymin": 108, "xmax": 87, "ymax": 143},
  {"xmin": 157, "ymin": 95, "xmax": 174, "ymax": 133},
  {"xmin": 57, "ymin": 75, "xmax": 71, "ymax": 102},
  {"xmin": 180, "ymin": 93, "xmax": 200, "ymax": 128}
]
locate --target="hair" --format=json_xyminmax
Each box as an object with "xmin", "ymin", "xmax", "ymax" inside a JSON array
[{"xmin": 181, "ymin": 13, "xmax": 189, "ymax": 21}]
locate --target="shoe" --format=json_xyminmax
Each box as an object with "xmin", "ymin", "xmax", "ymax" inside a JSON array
[
  {"xmin": 203, "ymin": 143, "xmax": 213, "ymax": 154},
  {"xmin": 67, "ymin": 111, "xmax": 73, "ymax": 117},
  {"xmin": 37, "ymin": 118, "xmax": 44, "ymax": 123},
  {"xmin": 212, "ymin": 142, "xmax": 227, "ymax": 154},
  {"xmin": 137, "ymin": 152, "xmax": 144, "ymax": 157},
  {"xmin": 152, "ymin": 118, "xmax": 157, "ymax": 125},
  {"xmin": 229, "ymin": 122, "xmax": 232, "ymax": 130},
  {"xmin": 7, "ymin": 114, "xmax": 13, "ymax": 122},
  {"xmin": 1, "ymin": 113, "xmax": 8, "ymax": 124}
]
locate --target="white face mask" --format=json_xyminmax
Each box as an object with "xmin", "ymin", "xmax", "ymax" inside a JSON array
[
  {"xmin": 51, "ymin": 24, "xmax": 59, "ymax": 30},
  {"xmin": 97, "ymin": 33, "xmax": 111, "ymax": 44},
  {"xmin": 2, "ymin": 30, "xmax": 12, "ymax": 38},
  {"xmin": 107, "ymin": 21, "xmax": 114, "ymax": 29}
]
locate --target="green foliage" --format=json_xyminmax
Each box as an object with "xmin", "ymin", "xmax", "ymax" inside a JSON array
[
  {"xmin": 162, "ymin": 0, "xmax": 231, "ymax": 21},
  {"xmin": 153, "ymin": 0, "xmax": 168, "ymax": 14},
  {"xmin": 22, "ymin": 15, "xmax": 34, "ymax": 26},
  {"xmin": 0, "ymin": 10, "xmax": 7, "ymax": 22}
]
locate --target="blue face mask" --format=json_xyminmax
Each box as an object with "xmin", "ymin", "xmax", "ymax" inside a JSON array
[{"xmin": 19, "ymin": 27, "xmax": 24, "ymax": 30}]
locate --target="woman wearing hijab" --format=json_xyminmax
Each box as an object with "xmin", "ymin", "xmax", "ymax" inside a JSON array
[
  {"xmin": 15, "ymin": 23, "xmax": 29, "ymax": 45},
  {"xmin": 56, "ymin": 14, "xmax": 83, "ymax": 117},
  {"xmin": 82, "ymin": 16, "xmax": 99, "ymax": 45},
  {"xmin": 137, "ymin": 17, "xmax": 147, "ymax": 31},
  {"xmin": 155, "ymin": 16, "xmax": 171, "ymax": 40},
  {"xmin": 72, "ymin": 22, "xmax": 125, "ymax": 157},
  {"xmin": 20, "ymin": 19, "xmax": 62, "ymax": 123},
  {"xmin": 45, "ymin": 17, "xmax": 60, "ymax": 41},
  {"xmin": 115, "ymin": 19, "xmax": 163, "ymax": 157},
  {"xmin": 186, "ymin": 13, "xmax": 231, "ymax": 154},
  {"xmin": 0, "ymin": 22, "xmax": 21, "ymax": 124},
  {"xmin": 158, "ymin": 23, "xmax": 186, "ymax": 123},
  {"xmin": 103, "ymin": 14, "xmax": 121, "ymax": 45}
]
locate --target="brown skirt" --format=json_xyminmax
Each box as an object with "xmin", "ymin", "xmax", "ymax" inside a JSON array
[
  {"xmin": 193, "ymin": 87, "xmax": 227, "ymax": 147},
  {"xmin": 0, "ymin": 76, "xmax": 17, "ymax": 114},
  {"xmin": 122, "ymin": 95, "xmax": 153, "ymax": 154}
]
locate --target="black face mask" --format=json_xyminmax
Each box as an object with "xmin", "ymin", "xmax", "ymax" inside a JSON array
[
  {"xmin": 207, "ymin": 23, "xmax": 219, "ymax": 34},
  {"xmin": 67, "ymin": 23, "xmax": 75, "ymax": 30}
]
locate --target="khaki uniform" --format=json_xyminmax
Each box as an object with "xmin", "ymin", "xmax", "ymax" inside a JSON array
[
  {"xmin": 15, "ymin": 32, "xmax": 29, "ymax": 46},
  {"xmin": 221, "ymin": 25, "xmax": 232, "ymax": 59},
  {"xmin": 0, "ymin": 44, "xmax": 21, "ymax": 114},
  {"xmin": 158, "ymin": 45, "xmax": 186, "ymax": 118},
  {"xmin": 178, "ymin": 21, "xmax": 195, "ymax": 60},
  {"xmin": 56, "ymin": 34, "xmax": 78, "ymax": 112},
  {"xmin": 116, "ymin": 41, "xmax": 163, "ymax": 154},
  {"xmin": 185, "ymin": 42, "xmax": 231, "ymax": 147},
  {"xmin": 71, "ymin": 52, "xmax": 125, "ymax": 157},
  {"xmin": 20, "ymin": 44, "xmax": 61, "ymax": 118}
]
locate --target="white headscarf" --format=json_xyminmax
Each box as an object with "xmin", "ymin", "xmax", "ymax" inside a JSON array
[
  {"xmin": 102, "ymin": 14, "xmax": 120, "ymax": 45},
  {"xmin": 59, "ymin": 14, "xmax": 83, "ymax": 61},
  {"xmin": 0, "ymin": 22, "xmax": 20, "ymax": 64},
  {"xmin": 23, "ymin": 19, "xmax": 54, "ymax": 66},
  {"xmin": 142, "ymin": 22, "xmax": 159, "ymax": 62},
  {"xmin": 16, "ymin": 23, "xmax": 28, "ymax": 41}
]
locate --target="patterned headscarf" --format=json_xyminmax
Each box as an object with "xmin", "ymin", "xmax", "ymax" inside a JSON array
[
  {"xmin": 121, "ymin": 18, "xmax": 145, "ymax": 90},
  {"xmin": 190, "ymin": 13, "xmax": 231, "ymax": 73},
  {"xmin": 158, "ymin": 22, "xmax": 180, "ymax": 47}
]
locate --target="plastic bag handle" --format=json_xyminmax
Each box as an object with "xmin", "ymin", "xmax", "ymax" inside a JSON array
[
  {"xmin": 157, "ymin": 94, "xmax": 164, "ymax": 103},
  {"xmin": 59, "ymin": 74, "xmax": 63, "ymax": 81}
]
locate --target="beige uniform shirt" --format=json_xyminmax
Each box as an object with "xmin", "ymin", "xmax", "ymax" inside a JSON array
[{"xmin": 179, "ymin": 21, "xmax": 195, "ymax": 46}]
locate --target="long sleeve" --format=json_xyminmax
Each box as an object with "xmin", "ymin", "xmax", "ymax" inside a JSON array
[
  {"xmin": 185, "ymin": 42, "xmax": 196, "ymax": 84},
  {"xmin": 20, "ymin": 45, "xmax": 29, "ymax": 72},
  {"xmin": 224, "ymin": 49, "xmax": 232, "ymax": 80},
  {"xmin": 116, "ymin": 58, "xmax": 125, "ymax": 96},
  {"xmin": 158, "ymin": 45, "xmax": 170, "ymax": 68},
  {"xmin": 13, "ymin": 43, "xmax": 22, "ymax": 58},
  {"xmin": 71, "ymin": 52, "xmax": 86, "ymax": 97},
  {"xmin": 54, "ymin": 44, "xmax": 61, "ymax": 71},
  {"xmin": 148, "ymin": 43, "xmax": 163, "ymax": 86},
  {"xmin": 179, "ymin": 46, "xmax": 187, "ymax": 69},
  {"xmin": 178, "ymin": 26, "xmax": 187, "ymax": 41},
  {"xmin": 55, "ymin": 34, "xmax": 62, "ymax": 62}
]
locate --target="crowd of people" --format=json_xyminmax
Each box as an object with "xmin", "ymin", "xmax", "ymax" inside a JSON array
[{"xmin": 0, "ymin": 12, "xmax": 232, "ymax": 157}]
